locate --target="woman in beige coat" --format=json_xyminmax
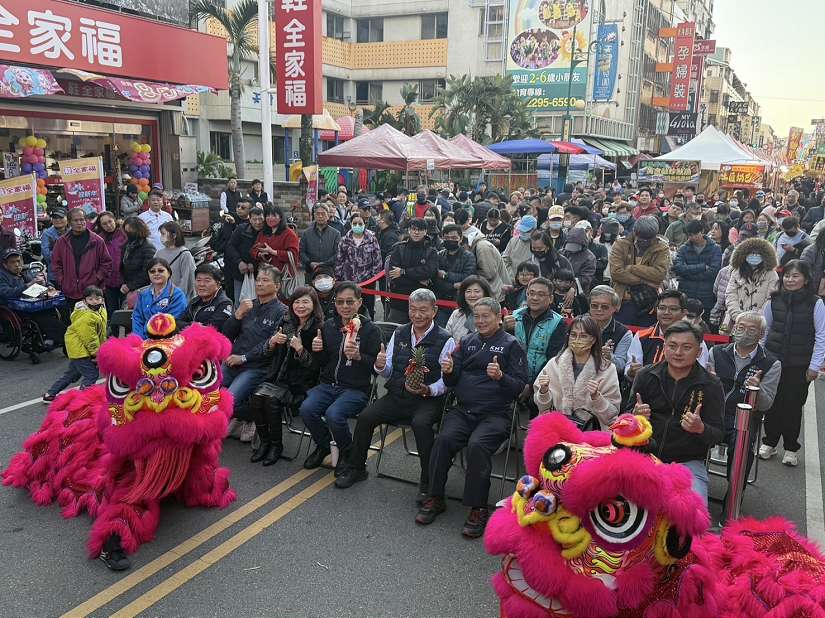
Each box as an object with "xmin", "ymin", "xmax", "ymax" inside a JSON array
[
  {"xmin": 724, "ymin": 237, "xmax": 779, "ymax": 331},
  {"xmin": 533, "ymin": 315, "xmax": 621, "ymax": 430}
]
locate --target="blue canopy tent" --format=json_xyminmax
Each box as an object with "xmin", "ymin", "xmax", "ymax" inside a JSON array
[
  {"xmin": 570, "ymin": 138, "xmax": 603, "ymax": 155},
  {"xmin": 536, "ymin": 154, "xmax": 616, "ymax": 170},
  {"xmin": 486, "ymin": 139, "xmax": 559, "ymax": 155}
]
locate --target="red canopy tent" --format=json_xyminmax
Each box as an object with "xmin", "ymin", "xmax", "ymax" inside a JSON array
[
  {"xmin": 448, "ymin": 134, "xmax": 512, "ymax": 170},
  {"xmin": 548, "ymin": 140, "xmax": 587, "ymax": 154},
  {"xmin": 318, "ymin": 116, "xmax": 369, "ymax": 142},
  {"xmin": 412, "ymin": 130, "xmax": 485, "ymax": 168},
  {"xmin": 317, "ymin": 124, "xmax": 445, "ymax": 171}
]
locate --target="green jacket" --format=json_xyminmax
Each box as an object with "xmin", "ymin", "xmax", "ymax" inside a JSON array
[
  {"xmin": 65, "ymin": 302, "xmax": 108, "ymax": 359},
  {"xmin": 513, "ymin": 306, "xmax": 565, "ymax": 382}
]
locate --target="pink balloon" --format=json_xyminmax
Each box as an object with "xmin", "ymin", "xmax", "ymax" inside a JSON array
[
  {"xmin": 22, "ymin": 146, "xmax": 33, "ymax": 156},
  {"xmin": 37, "ymin": 155, "xmax": 45, "ymax": 164},
  {"xmin": 27, "ymin": 154, "xmax": 38, "ymax": 164},
  {"xmin": 34, "ymin": 148, "xmax": 44, "ymax": 156}
]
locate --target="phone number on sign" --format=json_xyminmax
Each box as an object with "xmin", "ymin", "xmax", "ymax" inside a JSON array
[{"xmin": 526, "ymin": 97, "xmax": 582, "ymax": 109}]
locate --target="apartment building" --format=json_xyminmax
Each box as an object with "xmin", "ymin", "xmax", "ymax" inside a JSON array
[{"xmin": 700, "ymin": 47, "xmax": 761, "ymax": 146}]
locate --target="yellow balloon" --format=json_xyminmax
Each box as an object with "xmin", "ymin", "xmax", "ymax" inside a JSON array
[
  {"xmin": 35, "ymin": 139, "xmax": 47, "ymax": 149},
  {"xmin": 130, "ymin": 142, "xmax": 141, "ymax": 152},
  {"xmin": 142, "ymin": 144, "xmax": 151, "ymax": 153},
  {"xmin": 25, "ymin": 136, "xmax": 37, "ymax": 147}
]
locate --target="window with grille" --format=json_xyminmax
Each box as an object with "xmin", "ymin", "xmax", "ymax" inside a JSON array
[{"xmin": 209, "ymin": 132, "xmax": 231, "ymax": 160}]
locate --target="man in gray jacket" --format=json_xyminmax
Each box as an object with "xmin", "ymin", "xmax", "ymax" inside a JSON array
[{"xmin": 300, "ymin": 204, "xmax": 341, "ymax": 283}]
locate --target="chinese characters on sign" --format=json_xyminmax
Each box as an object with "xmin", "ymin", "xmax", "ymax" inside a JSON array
[
  {"xmin": 274, "ymin": 0, "xmax": 322, "ymax": 115},
  {"xmin": 637, "ymin": 160, "xmax": 701, "ymax": 185},
  {"xmin": 719, "ymin": 164, "xmax": 765, "ymax": 189},
  {"xmin": 0, "ymin": 173, "xmax": 38, "ymax": 238},
  {"xmin": 59, "ymin": 157, "xmax": 105, "ymax": 215},
  {"xmin": 592, "ymin": 23, "xmax": 618, "ymax": 102},
  {"xmin": 669, "ymin": 22, "xmax": 695, "ymax": 112}
]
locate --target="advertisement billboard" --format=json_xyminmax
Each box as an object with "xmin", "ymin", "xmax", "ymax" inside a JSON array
[
  {"xmin": 668, "ymin": 22, "xmax": 695, "ymax": 112},
  {"xmin": 506, "ymin": 0, "xmax": 591, "ymax": 112},
  {"xmin": 719, "ymin": 164, "xmax": 766, "ymax": 189},
  {"xmin": 638, "ymin": 160, "xmax": 701, "ymax": 185},
  {"xmin": 59, "ymin": 157, "xmax": 106, "ymax": 215},
  {"xmin": 592, "ymin": 23, "xmax": 618, "ymax": 102},
  {"xmin": 786, "ymin": 127, "xmax": 804, "ymax": 162},
  {"xmin": 0, "ymin": 174, "xmax": 38, "ymax": 238}
]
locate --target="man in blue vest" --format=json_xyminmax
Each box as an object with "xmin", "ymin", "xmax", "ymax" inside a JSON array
[
  {"xmin": 335, "ymin": 289, "xmax": 455, "ymax": 503},
  {"xmin": 512, "ymin": 277, "xmax": 567, "ymax": 417}
]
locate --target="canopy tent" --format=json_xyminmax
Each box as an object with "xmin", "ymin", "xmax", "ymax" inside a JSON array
[
  {"xmin": 581, "ymin": 137, "xmax": 638, "ymax": 157},
  {"xmin": 654, "ymin": 125, "xmax": 764, "ymax": 171},
  {"xmin": 448, "ymin": 134, "xmax": 511, "ymax": 169},
  {"xmin": 548, "ymin": 140, "xmax": 587, "ymax": 154},
  {"xmin": 571, "ymin": 138, "xmax": 603, "ymax": 155},
  {"xmin": 281, "ymin": 109, "xmax": 341, "ymax": 132},
  {"xmin": 412, "ymin": 130, "xmax": 485, "ymax": 168},
  {"xmin": 537, "ymin": 153, "xmax": 617, "ymax": 170},
  {"xmin": 487, "ymin": 139, "xmax": 559, "ymax": 155},
  {"xmin": 317, "ymin": 123, "xmax": 443, "ymax": 171},
  {"xmin": 318, "ymin": 116, "xmax": 369, "ymax": 142}
]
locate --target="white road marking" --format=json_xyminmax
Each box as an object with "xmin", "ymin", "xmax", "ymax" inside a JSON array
[
  {"xmin": 806, "ymin": 380, "xmax": 825, "ymax": 545},
  {"xmin": 0, "ymin": 380, "xmax": 104, "ymax": 417}
]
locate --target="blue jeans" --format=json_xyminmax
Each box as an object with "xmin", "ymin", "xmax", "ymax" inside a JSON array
[
  {"xmin": 222, "ymin": 364, "xmax": 267, "ymax": 422},
  {"xmin": 299, "ymin": 383, "xmax": 369, "ymax": 451},
  {"xmin": 681, "ymin": 459, "xmax": 709, "ymax": 507},
  {"xmin": 47, "ymin": 358, "xmax": 99, "ymax": 396}
]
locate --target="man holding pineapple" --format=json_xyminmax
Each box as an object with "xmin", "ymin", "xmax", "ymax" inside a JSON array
[{"xmin": 335, "ymin": 289, "xmax": 455, "ymax": 505}]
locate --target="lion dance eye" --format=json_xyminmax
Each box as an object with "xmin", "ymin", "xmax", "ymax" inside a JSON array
[
  {"xmin": 107, "ymin": 374, "xmax": 131, "ymax": 399},
  {"xmin": 190, "ymin": 360, "xmax": 219, "ymax": 390},
  {"xmin": 589, "ymin": 496, "xmax": 648, "ymax": 544}
]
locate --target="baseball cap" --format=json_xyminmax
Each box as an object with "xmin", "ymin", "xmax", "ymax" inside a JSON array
[
  {"xmin": 548, "ymin": 205, "xmax": 565, "ymax": 220},
  {"xmin": 516, "ymin": 215, "xmax": 537, "ymax": 234},
  {"xmin": 574, "ymin": 219, "xmax": 592, "ymax": 231},
  {"xmin": 50, "ymin": 208, "xmax": 67, "ymax": 219},
  {"xmin": 2, "ymin": 247, "xmax": 22, "ymax": 261}
]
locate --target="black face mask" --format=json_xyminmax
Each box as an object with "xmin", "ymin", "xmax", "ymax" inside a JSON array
[
  {"xmin": 532, "ymin": 250, "xmax": 548, "ymax": 259},
  {"xmin": 443, "ymin": 239, "xmax": 460, "ymax": 251},
  {"xmin": 126, "ymin": 232, "xmax": 139, "ymax": 241},
  {"xmin": 88, "ymin": 303, "xmax": 104, "ymax": 312},
  {"xmin": 416, "ymin": 193, "xmax": 427, "ymax": 205}
]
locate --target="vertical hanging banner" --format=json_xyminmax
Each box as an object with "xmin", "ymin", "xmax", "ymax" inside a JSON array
[
  {"xmin": 60, "ymin": 157, "xmax": 106, "ymax": 215},
  {"xmin": 303, "ymin": 165, "xmax": 319, "ymax": 212},
  {"xmin": 669, "ymin": 22, "xmax": 695, "ymax": 112},
  {"xmin": 0, "ymin": 174, "xmax": 37, "ymax": 238},
  {"xmin": 275, "ymin": 0, "xmax": 323, "ymax": 115},
  {"xmin": 592, "ymin": 23, "xmax": 619, "ymax": 102},
  {"xmin": 786, "ymin": 127, "xmax": 804, "ymax": 163}
]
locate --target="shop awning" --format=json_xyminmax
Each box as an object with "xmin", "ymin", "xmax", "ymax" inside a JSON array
[{"xmin": 582, "ymin": 137, "xmax": 639, "ymax": 157}]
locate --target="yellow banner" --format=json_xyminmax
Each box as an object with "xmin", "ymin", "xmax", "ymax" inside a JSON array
[{"xmin": 59, "ymin": 157, "xmax": 103, "ymax": 183}]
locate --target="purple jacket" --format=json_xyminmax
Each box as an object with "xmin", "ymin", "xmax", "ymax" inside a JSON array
[
  {"xmin": 51, "ymin": 231, "xmax": 113, "ymax": 299},
  {"xmin": 99, "ymin": 228, "xmax": 127, "ymax": 288},
  {"xmin": 334, "ymin": 230, "xmax": 383, "ymax": 284}
]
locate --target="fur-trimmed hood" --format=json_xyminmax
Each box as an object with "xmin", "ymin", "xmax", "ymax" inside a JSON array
[{"xmin": 730, "ymin": 237, "xmax": 777, "ymax": 271}]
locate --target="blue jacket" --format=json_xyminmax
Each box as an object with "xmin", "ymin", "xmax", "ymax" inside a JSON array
[
  {"xmin": 131, "ymin": 283, "xmax": 188, "ymax": 338},
  {"xmin": 513, "ymin": 306, "xmax": 566, "ymax": 381},
  {"xmin": 40, "ymin": 225, "xmax": 64, "ymax": 282},
  {"xmin": 0, "ymin": 266, "xmax": 28, "ymax": 304},
  {"xmin": 672, "ymin": 236, "xmax": 722, "ymax": 311}
]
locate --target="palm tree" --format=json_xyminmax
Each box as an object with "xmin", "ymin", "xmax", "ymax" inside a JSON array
[
  {"xmin": 397, "ymin": 84, "xmax": 422, "ymax": 136},
  {"xmin": 299, "ymin": 114, "xmax": 313, "ymax": 167},
  {"xmin": 364, "ymin": 101, "xmax": 396, "ymax": 129},
  {"xmin": 190, "ymin": 0, "xmax": 258, "ymax": 179}
]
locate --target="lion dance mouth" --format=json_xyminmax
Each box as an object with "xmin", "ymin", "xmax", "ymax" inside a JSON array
[{"xmin": 2, "ymin": 315, "xmax": 237, "ymax": 559}]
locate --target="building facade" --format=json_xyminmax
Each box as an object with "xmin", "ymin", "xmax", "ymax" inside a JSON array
[{"xmin": 700, "ymin": 46, "xmax": 762, "ymax": 146}]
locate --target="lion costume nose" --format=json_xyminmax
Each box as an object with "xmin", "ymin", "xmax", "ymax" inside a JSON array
[{"xmin": 136, "ymin": 376, "xmax": 179, "ymax": 403}]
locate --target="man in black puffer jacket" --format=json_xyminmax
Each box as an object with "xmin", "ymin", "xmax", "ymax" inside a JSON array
[
  {"xmin": 225, "ymin": 203, "xmax": 262, "ymax": 303},
  {"xmin": 387, "ymin": 218, "xmax": 439, "ymax": 322}
]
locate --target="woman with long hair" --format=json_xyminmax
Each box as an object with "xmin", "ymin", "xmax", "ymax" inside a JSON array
[
  {"xmin": 156, "ymin": 221, "xmax": 196, "ymax": 299},
  {"xmin": 93, "ymin": 211, "xmax": 127, "ymax": 313},
  {"xmin": 250, "ymin": 204, "xmax": 300, "ymax": 275},
  {"xmin": 761, "ymin": 260, "xmax": 825, "ymax": 466},
  {"xmin": 248, "ymin": 286, "xmax": 323, "ymax": 466},
  {"xmin": 446, "ymin": 275, "xmax": 493, "ymax": 341},
  {"xmin": 724, "ymin": 237, "xmax": 779, "ymax": 332},
  {"xmin": 533, "ymin": 315, "xmax": 621, "ymax": 430},
  {"xmin": 119, "ymin": 216, "xmax": 157, "ymax": 308},
  {"xmin": 710, "ymin": 220, "xmax": 732, "ymax": 266},
  {"xmin": 130, "ymin": 257, "xmax": 188, "ymax": 338}
]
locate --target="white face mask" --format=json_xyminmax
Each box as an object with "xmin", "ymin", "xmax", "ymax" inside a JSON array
[{"xmin": 314, "ymin": 277, "xmax": 334, "ymax": 293}]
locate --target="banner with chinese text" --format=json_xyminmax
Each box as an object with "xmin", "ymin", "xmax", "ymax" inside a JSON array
[
  {"xmin": 786, "ymin": 127, "xmax": 804, "ymax": 162},
  {"xmin": 275, "ymin": 0, "xmax": 322, "ymax": 115},
  {"xmin": 638, "ymin": 160, "xmax": 700, "ymax": 184},
  {"xmin": 669, "ymin": 22, "xmax": 695, "ymax": 112},
  {"xmin": 0, "ymin": 174, "xmax": 37, "ymax": 238},
  {"xmin": 592, "ymin": 23, "xmax": 618, "ymax": 102},
  {"xmin": 303, "ymin": 164, "xmax": 318, "ymax": 212},
  {"xmin": 719, "ymin": 164, "xmax": 765, "ymax": 189},
  {"xmin": 506, "ymin": 0, "xmax": 591, "ymax": 112},
  {"xmin": 59, "ymin": 157, "xmax": 105, "ymax": 215}
]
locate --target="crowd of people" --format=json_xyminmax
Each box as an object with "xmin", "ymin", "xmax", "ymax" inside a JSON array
[{"xmin": 2, "ymin": 175, "xmax": 825, "ymax": 536}]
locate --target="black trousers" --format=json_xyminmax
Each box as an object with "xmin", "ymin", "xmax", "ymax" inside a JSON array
[
  {"xmin": 348, "ymin": 391, "xmax": 443, "ymax": 488},
  {"xmin": 763, "ymin": 366, "xmax": 810, "ymax": 452},
  {"xmin": 27, "ymin": 309, "xmax": 67, "ymax": 343},
  {"xmin": 428, "ymin": 408, "xmax": 511, "ymax": 508},
  {"xmin": 248, "ymin": 392, "xmax": 285, "ymax": 447}
]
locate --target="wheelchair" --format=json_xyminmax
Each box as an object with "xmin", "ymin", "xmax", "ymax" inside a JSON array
[{"xmin": 0, "ymin": 304, "xmax": 60, "ymax": 364}]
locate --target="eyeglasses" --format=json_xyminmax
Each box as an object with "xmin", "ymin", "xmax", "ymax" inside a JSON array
[
  {"xmin": 589, "ymin": 302, "xmax": 612, "ymax": 311},
  {"xmin": 526, "ymin": 290, "xmax": 550, "ymax": 298},
  {"xmin": 656, "ymin": 305, "xmax": 682, "ymax": 314},
  {"xmin": 335, "ymin": 298, "xmax": 358, "ymax": 306},
  {"xmin": 148, "ymin": 269, "xmax": 167, "ymax": 274}
]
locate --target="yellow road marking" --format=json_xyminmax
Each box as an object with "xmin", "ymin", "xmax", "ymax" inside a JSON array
[{"xmin": 63, "ymin": 428, "xmax": 403, "ymax": 617}]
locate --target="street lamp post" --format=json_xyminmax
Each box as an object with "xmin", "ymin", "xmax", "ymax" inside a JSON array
[{"xmin": 558, "ymin": 20, "xmax": 593, "ymax": 194}]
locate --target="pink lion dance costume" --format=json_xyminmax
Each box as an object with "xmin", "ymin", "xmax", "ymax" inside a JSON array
[
  {"xmin": 485, "ymin": 413, "xmax": 825, "ymax": 618},
  {"xmin": 2, "ymin": 314, "xmax": 236, "ymax": 569}
]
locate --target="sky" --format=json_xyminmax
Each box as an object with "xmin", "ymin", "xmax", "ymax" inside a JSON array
[{"xmin": 712, "ymin": 0, "xmax": 825, "ymax": 138}]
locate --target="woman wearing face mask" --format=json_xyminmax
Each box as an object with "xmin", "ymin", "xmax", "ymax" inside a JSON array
[
  {"xmin": 529, "ymin": 230, "xmax": 573, "ymax": 281},
  {"xmin": 800, "ymin": 227, "xmax": 825, "ymax": 297},
  {"xmin": 119, "ymin": 216, "xmax": 158, "ymax": 309},
  {"xmin": 446, "ymin": 276, "xmax": 493, "ymax": 341},
  {"xmin": 533, "ymin": 315, "xmax": 620, "ymax": 430},
  {"xmin": 423, "ymin": 207, "xmax": 443, "ymax": 250},
  {"xmin": 334, "ymin": 214, "xmax": 383, "ymax": 318},
  {"xmin": 723, "ymin": 236, "xmax": 779, "ymax": 332},
  {"xmin": 614, "ymin": 203, "xmax": 634, "ymax": 235},
  {"xmin": 311, "ymin": 267, "xmax": 338, "ymax": 319},
  {"xmin": 93, "ymin": 211, "xmax": 127, "ymax": 314}
]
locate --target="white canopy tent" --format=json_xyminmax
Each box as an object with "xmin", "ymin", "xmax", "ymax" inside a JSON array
[{"xmin": 655, "ymin": 125, "xmax": 766, "ymax": 171}]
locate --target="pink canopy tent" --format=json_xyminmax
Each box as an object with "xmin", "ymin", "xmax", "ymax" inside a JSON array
[
  {"xmin": 318, "ymin": 116, "xmax": 370, "ymax": 142},
  {"xmin": 449, "ymin": 134, "xmax": 512, "ymax": 170},
  {"xmin": 412, "ymin": 130, "xmax": 485, "ymax": 168},
  {"xmin": 317, "ymin": 124, "xmax": 445, "ymax": 171}
]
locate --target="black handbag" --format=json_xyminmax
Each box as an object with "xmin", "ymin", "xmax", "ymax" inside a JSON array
[
  {"xmin": 253, "ymin": 347, "xmax": 293, "ymax": 405},
  {"xmin": 629, "ymin": 283, "xmax": 659, "ymax": 313}
]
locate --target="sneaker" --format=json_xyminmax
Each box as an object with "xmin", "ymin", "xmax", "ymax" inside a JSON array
[
  {"xmin": 303, "ymin": 446, "xmax": 331, "ymax": 470},
  {"xmin": 99, "ymin": 534, "xmax": 131, "ymax": 571},
  {"xmin": 42, "ymin": 393, "xmax": 56, "ymax": 403},
  {"xmin": 415, "ymin": 497, "xmax": 446, "ymax": 526},
  {"xmin": 782, "ymin": 451, "xmax": 799, "ymax": 466},
  {"xmin": 239, "ymin": 421, "xmax": 256, "ymax": 443},
  {"xmin": 335, "ymin": 467, "xmax": 368, "ymax": 489},
  {"xmin": 226, "ymin": 418, "xmax": 243, "ymax": 440},
  {"xmin": 462, "ymin": 507, "xmax": 490, "ymax": 539},
  {"xmin": 758, "ymin": 445, "xmax": 777, "ymax": 460}
]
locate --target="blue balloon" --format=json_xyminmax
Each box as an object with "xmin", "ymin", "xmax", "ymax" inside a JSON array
[
  {"xmin": 37, "ymin": 170, "xmax": 48, "ymax": 179},
  {"xmin": 21, "ymin": 162, "xmax": 32, "ymax": 173},
  {"xmin": 139, "ymin": 165, "xmax": 149, "ymax": 175},
  {"xmin": 34, "ymin": 162, "xmax": 45, "ymax": 172}
]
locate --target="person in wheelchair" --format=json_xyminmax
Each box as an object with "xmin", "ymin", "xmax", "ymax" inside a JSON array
[
  {"xmin": 335, "ymin": 289, "xmax": 455, "ymax": 502},
  {"xmin": 0, "ymin": 247, "xmax": 66, "ymax": 351},
  {"xmin": 416, "ymin": 297, "xmax": 528, "ymax": 539},
  {"xmin": 247, "ymin": 286, "xmax": 323, "ymax": 467}
]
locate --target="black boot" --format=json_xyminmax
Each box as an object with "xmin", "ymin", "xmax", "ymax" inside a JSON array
[
  {"xmin": 304, "ymin": 445, "xmax": 331, "ymax": 469},
  {"xmin": 250, "ymin": 422, "xmax": 271, "ymax": 463},
  {"xmin": 99, "ymin": 534, "xmax": 131, "ymax": 571},
  {"xmin": 334, "ymin": 446, "xmax": 351, "ymax": 477},
  {"xmin": 262, "ymin": 425, "xmax": 283, "ymax": 466}
]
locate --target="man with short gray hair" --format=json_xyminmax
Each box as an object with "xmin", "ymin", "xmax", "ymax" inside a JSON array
[
  {"xmin": 336, "ymin": 289, "xmax": 455, "ymax": 501},
  {"xmin": 588, "ymin": 285, "xmax": 632, "ymax": 375}
]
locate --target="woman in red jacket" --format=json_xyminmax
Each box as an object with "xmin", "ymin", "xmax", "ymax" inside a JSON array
[{"xmin": 250, "ymin": 205, "xmax": 299, "ymax": 275}]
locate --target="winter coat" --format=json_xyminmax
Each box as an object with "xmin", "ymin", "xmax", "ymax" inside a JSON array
[
  {"xmin": 709, "ymin": 265, "xmax": 732, "ymax": 327},
  {"xmin": 664, "ymin": 218, "xmax": 688, "ymax": 246},
  {"xmin": 154, "ymin": 246, "xmax": 196, "ymax": 300},
  {"xmin": 225, "ymin": 222, "xmax": 259, "ymax": 283},
  {"xmin": 299, "ymin": 223, "xmax": 341, "ymax": 273},
  {"xmin": 435, "ymin": 248, "xmax": 476, "ymax": 301},
  {"xmin": 51, "ymin": 231, "xmax": 113, "ymax": 300},
  {"xmin": 377, "ymin": 224, "xmax": 400, "ymax": 260},
  {"xmin": 672, "ymin": 236, "xmax": 722, "ymax": 312},
  {"xmin": 446, "ymin": 309, "xmax": 476, "ymax": 342},
  {"xmin": 65, "ymin": 301, "xmax": 107, "ymax": 359},
  {"xmin": 40, "ymin": 225, "xmax": 65, "ymax": 276},
  {"xmin": 131, "ymin": 283, "xmax": 188, "ymax": 338},
  {"xmin": 533, "ymin": 349, "xmax": 621, "ymax": 430},
  {"xmin": 98, "ymin": 229, "xmax": 127, "ymax": 289},
  {"xmin": 800, "ymin": 240, "xmax": 825, "ymax": 294},
  {"xmin": 532, "ymin": 249, "xmax": 574, "ymax": 282},
  {"xmin": 120, "ymin": 238, "xmax": 156, "ymax": 292},
  {"xmin": 0, "ymin": 265, "xmax": 31, "ymax": 303},
  {"xmin": 120, "ymin": 195, "xmax": 141, "ymax": 218},
  {"xmin": 387, "ymin": 238, "xmax": 439, "ymax": 311},
  {"xmin": 180, "ymin": 289, "xmax": 233, "ymax": 332},
  {"xmin": 263, "ymin": 314, "xmax": 321, "ymax": 395},
  {"xmin": 502, "ymin": 235, "xmax": 534, "ymax": 281},
  {"xmin": 221, "ymin": 297, "xmax": 287, "ymax": 368},
  {"xmin": 724, "ymin": 238, "xmax": 779, "ymax": 329},
  {"xmin": 334, "ymin": 230, "xmax": 383, "ymax": 284},
  {"xmin": 561, "ymin": 228, "xmax": 597, "ymax": 292},
  {"xmin": 251, "ymin": 227, "xmax": 300, "ymax": 273},
  {"xmin": 480, "ymin": 220, "xmax": 512, "ymax": 251},
  {"xmin": 608, "ymin": 236, "xmax": 671, "ymax": 302},
  {"xmin": 314, "ymin": 313, "xmax": 383, "ymax": 394},
  {"xmin": 471, "ymin": 236, "xmax": 508, "ymax": 301},
  {"xmin": 775, "ymin": 229, "xmax": 811, "ymax": 264},
  {"xmin": 513, "ymin": 306, "xmax": 566, "ymax": 381}
]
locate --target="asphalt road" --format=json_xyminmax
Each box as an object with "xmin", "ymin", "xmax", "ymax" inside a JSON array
[{"xmin": 0, "ymin": 343, "xmax": 823, "ymax": 617}]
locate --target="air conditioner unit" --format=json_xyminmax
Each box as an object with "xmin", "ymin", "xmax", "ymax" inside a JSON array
[{"xmin": 341, "ymin": 30, "xmax": 351, "ymax": 40}]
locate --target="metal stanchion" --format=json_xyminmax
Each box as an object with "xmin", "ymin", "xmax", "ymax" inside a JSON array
[{"xmin": 725, "ymin": 385, "xmax": 760, "ymax": 522}]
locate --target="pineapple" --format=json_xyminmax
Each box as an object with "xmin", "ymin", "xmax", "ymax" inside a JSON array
[{"xmin": 404, "ymin": 346, "xmax": 429, "ymax": 391}]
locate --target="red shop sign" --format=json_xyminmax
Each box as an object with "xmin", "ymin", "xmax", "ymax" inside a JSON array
[
  {"xmin": 274, "ymin": 0, "xmax": 322, "ymax": 115},
  {"xmin": 669, "ymin": 22, "xmax": 695, "ymax": 112},
  {"xmin": 0, "ymin": 0, "xmax": 228, "ymax": 90}
]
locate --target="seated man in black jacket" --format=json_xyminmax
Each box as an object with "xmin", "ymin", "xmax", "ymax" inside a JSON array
[
  {"xmin": 300, "ymin": 282, "xmax": 383, "ymax": 473},
  {"xmin": 387, "ymin": 217, "xmax": 439, "ymax": 323},
  {"xmin": 628, "ymin": 320, "xmax": 724, "ymax": 506},
  {"xmin": 179, "ymin": 263, "xmax": 233, "ymax": 332},
  {"xmin": 336, "ymin": 289, "xmax": 455, "ymax": 501},
  {"xmin": 434, "ymin": 224, "xmax": 476, "ymax": 326},
  {"xmin": 416, "ymin": 297, "xmax": 528, "ymax": 539}
]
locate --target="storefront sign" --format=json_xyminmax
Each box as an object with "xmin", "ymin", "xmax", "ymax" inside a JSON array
[
  {"xmin": 810, "ymin": 156, "xmax": 825, "ymax": 172},
  {"xmin": 303, "ymin": 164, "xmax": 318, "ymax": 212},
  {"xmin": 0, "ymin": 173, "xmax": 37, "ymax": 237},
  {"xmin": 667, "ymin": 112, "xmax": 697, "ymax": 135},
  {"xmin": 786, "ymin": 127, "xmax": 804, "ymax": 162},
  {"xmin": 783, "ymin": 163, "xmax": 805, "ymax": 181},
  {"xmin": 3, "ymin": 152, "xmax": 19, "ymax": 177},
  {"xmin": 0, "ymin": 64, "xmax": 63, "ymax": 98},
  {"xmin": 719, "ymin": 164, "xmax": 765, "ymax": 189},
  {"xmin": 638, "ymin": 160, "xmax": 700, "ymax": 184},
  {"xmin": 668, "ymin": 22, "xmax": 695, "ymax": 112},
  {"xmin": 592, "ymin": 23, "xmax": 618, "ymax": 102},
  {"xmin": 506, "ymin": 0, "xmax": 591, "ymax": 112},
  {"xmin": 728, "ymin": 101, "xmax": 749, "ymax": 114},
  {"xmin": 693, "ymin": 39, "xmax": 716, "ymax": 55},
  {"xmin": 274, "ymin": 0, "xmax": 322, "ymax": 115},
  {"xmin": 59, "ymin": 156, "xmax": 105, "ymax": 215},
  {"xmin": 0, "ymin": 0, "xmax": 228, "ymax": 89}
]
